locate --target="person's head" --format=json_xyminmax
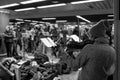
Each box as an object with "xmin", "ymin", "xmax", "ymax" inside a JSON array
[{"xmin": 89, "ymin": 20, "xmax": 111, "ymax": 40}]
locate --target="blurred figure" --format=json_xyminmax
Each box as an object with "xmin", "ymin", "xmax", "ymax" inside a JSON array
[
  {"xmin": 73, "ymin": 20, "xmax": 116, "ymax": 80},
  {"xmin": 0, "ymin": 34, "xmax": 12, "ymax": 80},
  {"xmin": 4, "ymin": 26, "xmax": 14, "ymax": 57}
]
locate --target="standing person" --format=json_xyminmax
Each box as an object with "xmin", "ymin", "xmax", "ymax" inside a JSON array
[
  {"xmin": 0, "ymin": 34, "xmax": 12, "ymax": 80},
  {"xmin": 73, "ymin": 20, "xmax": 116, "ymax": 80},
  {"xmin": 4, "ymin": 28, "xmax": 14, "ymax": 57},
  {"xmin": 0, "ymin": 34, "xmax": 7, "ymax": 58}
]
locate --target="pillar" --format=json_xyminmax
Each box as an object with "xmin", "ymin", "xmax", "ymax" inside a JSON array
[
  {"xmin": 0, "ymin": 9, "xmax": 9, "ymax": 33},
  {"xmin": 113, "ymin": 0, "xmax": 120, "ymax": 80},
  {"xmin": 0, "ymin": 9, "xmax": 9, "ymax": 59}
]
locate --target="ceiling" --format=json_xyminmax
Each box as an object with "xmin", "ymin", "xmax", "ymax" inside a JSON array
[{"xmin": 0, "ymin": 0, "xmax": 114, "ymax": 23}]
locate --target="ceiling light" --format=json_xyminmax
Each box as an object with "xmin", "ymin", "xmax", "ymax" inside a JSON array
[
  {"xmin": 30, "ymin": 23, "xmax": 37, "ymax": 25},
  {"xmin": 71, "ymin": 0, "xmax": 104, "ymax": 4},
  {"xmin": 9, "ymin": 22, "xmax": 13, "ymax": 25},
  {"xmin": 52, "ymin": 1, "xmax": 59, "ymax": 3},
  {"xmin": 56, "ymin": 20, "xmax": 67, "ymax": 23},
  {"xmin": 20, "ymin": 0, "xmax": 46, "ymax": 4},
  {"xmin": 17, "ymin": 22, "xmax": 24, "ymax": 24},
  {"xmin": 108, "ymin": 15, "xmax": 114, "ymax": 17},
  {"xmin": 24, "ymin": 20, "xmax": 31, "ymax": 22},
  {"xmin": 37, "ymin": 3, "xmax": 66, "ymax": 9},
  {"xmin": 107, "ymin": 19, "xmax": 114, "ymax": 21},
  {"xmin": 16, "ymin": 19, "xmax": 23, "ymax": 21},
  {"xmin": 76, "ymin": 15, "xmax": 91, "ymax": 23},
  {"xmin": 42, "ymin": 18, "xmax": 56, "ymax": 20},
  {"xmin": 0, "ymin": 10, "xmax": 9, "ymax": 14},
  {"xmin": 0, "ymin": 3, "xmax": 19, "ymax": 9},
  {"xmin": 32, "ymin": 21, "xmax": 39, "ymax": 23},
  {"xmin": 39, "ymin": 21, "xmax": 45, "ymax": 23},
  {"xmin": 15, "ymin": 7, "xmax": 36, "ymax": 12}
]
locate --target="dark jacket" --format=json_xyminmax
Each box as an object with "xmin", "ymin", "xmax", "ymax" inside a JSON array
[
  {"xmin": 0, "ymin": 36, "xmax": 6, "ymax": 55},
  {"xmin": 73, "ymin": 37, "xmax": 116, "ymax": 80}
]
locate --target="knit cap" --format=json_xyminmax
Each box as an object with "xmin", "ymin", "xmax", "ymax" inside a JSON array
[{"xmin": 89, "ymin": 20, "xmax": 109, "ymax": 38}]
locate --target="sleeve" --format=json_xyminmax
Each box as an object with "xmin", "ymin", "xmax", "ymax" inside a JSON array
[
  {"xmin": 73, "ymin": 45, "xmax": 90, "ymax": 71},
  {"xmin": 104, "ymin": 47, "xmax": 116, "ymax": 75}
]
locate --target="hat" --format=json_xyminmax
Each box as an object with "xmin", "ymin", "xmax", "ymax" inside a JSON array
[{"xmin": 89, "ymin": 20, "xmax": 109, "ymax": 38}]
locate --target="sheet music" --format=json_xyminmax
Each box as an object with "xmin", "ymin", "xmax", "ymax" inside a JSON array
[
  {"xmin": 41, "ymin": 38, "xmax": 52, "ymax": 47},
  {"xmin": 70, "ymin": 35, "xmax": 82, "ymax": 42},
  {"xmin": 47, "ymin": 37, "xmax": 56, "ymax": 47}
]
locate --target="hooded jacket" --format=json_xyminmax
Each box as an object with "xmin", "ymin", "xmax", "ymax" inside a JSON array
[{"xmin": 73, "ymin": 37, "xmax": 116, "ymax": 80}]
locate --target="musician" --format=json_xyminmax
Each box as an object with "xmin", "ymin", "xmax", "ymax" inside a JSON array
[{"xmin": 73, "ymin": 20, "xmax": 116, "ymax": 80}]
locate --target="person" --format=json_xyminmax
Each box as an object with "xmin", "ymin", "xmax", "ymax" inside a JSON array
[
  {"xmin": 73, "ymin": 20, "xmax": 116, "ymax": 80},
  {"xmin": 4, "ymin": 28, "xmax": 14, "ymax": 57},
  {"xmin": 0, "ymin": 33, "xmax": 7, "ymax": 58},
  {"xmin": 0, "ymin": 34, "xmax": 13, "ymax": 80}
]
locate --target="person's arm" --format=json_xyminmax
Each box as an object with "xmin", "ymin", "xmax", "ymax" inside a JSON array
[
  {"xmin": 72, "ymin": 45, "xmax": 90, "ymax": 71},
  {"xmin": 103, "ymin": 48, "xmax": 116, "ymax": 75},
  {"xmin": 106, "ymin": 64, "xmax": 115, "ymax": 75}
]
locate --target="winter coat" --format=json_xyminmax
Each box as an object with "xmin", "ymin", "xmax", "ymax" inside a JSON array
[
  {"xmin": 73, "ymin": 37, "xmax": 116, "ymax": 80},
  {"xmin": 0, "ymin": 36, "xmax": 6, "ymax": 55}
]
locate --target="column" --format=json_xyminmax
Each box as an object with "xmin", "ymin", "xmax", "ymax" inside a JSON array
[
  {"xmin": 114, "ymin": 0, "xmax": 120, "ymax": 80},
  {"xmin": 0, "ymin": 9, "xmax": 9, "ymax": 33}
]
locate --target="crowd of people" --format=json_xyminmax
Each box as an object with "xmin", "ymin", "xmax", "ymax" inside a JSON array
[
  {"xmin": 1, "ymin": 23, "xmax": 60, "ymax": 57},
  {"xmin": 0, "ymin": 20, "xmax": 116, "ymax": 80}
]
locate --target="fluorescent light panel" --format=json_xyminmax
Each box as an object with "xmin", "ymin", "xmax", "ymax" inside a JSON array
[
  {"xmin": 56, "ymin": 20, "xmax": 67, "ymax": 23},
  {"xmin": 42, "ymin": 18, "xmax": 56, "ymax": 20},
  {"xmin": 107, "ymin": 19, "xmax": 114, "ymax": 21},
  {"xmin": 37, "ymin": 3, "xmax": 66, "ymax": 9},
  {"xmin": 20, "ymin": 0, "xmax": 46, "ymax": 4},
  {"xmin": 71, "ymin": 0, "xmax": 104, "ymax": 4},
  {"xmin": 108, "ymin": 15, "xmax": 114, "ymax": 17},
  {"xmin": 16, "ymin": 19, "xmax": 23, "ymax": 21},
  {"xmin": 0, "ymin": 3, "xmax": 19, "ymax": 9},
  {"xmin": 17, "ymin": 22, "xmax": 24, "ymax": 24},
  {"xmin": 76, "ymin": 15, "xmax": 91, "ymax": 23},
  {"xmin": 0, "ymin": 10, "xmax": 9, "ymax": 14},
  {"xmin": 32, "ymin": 21, "xmax": 39, "ymax": 23},
  {"xmin": 24, "ymin": 20, "xmax": 31, "ymax": 22},
  {"xmin": 39, "ymin": 21, "xmax": 45, "ymax": 23},
  {"xmin": 15, "ymin": 7, "xmax": 35, "ymax": 12}
]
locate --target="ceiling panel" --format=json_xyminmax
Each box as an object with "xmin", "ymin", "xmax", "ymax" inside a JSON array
[{"xmin": 0, "ymin": 0, "xmax": 113, "ymax": 23}]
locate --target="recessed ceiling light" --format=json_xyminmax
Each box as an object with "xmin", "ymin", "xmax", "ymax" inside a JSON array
[
  {"xmin": 15, "ymin": 7, "xmax": 36, "ymax": 12},
  {"xmin": 39, "ymin": 21, "xmax": 45, "ymax": 23},
  {"xmin": 16, "ymin": 19, "xmax": 23, "ymax": 21},
  {"xmin": 17, "ymin": 22, "xmax": 24, "ymax": 24},
  {"xmin": 42, "ymin": 18, "xmax": 56, "ymax": 20},
  {"xmin": 56, "ymin": 20, "xmax": 67, "ymax": 23},
  {"xmin": 24, "ymin": 20, "xmax": 31, "ymax": 22},
  {"xmin": 71, "ymin": 0, "xmax": 104, "ymax": 4},
  {"xmin": 37, "ymin": 3, "xmax": 66, "ymax": 9},
  {"xmin": 20, "ymin": 0, "xmax": 46, "ymax": 4},
  {"xmin": 108, "ymin": 15, "xmax": 114, "ymax": 17},
  {"xmin": 107, "ymin": 19, "xmax": 114, "ymax": 21},
  {"xmin": 32, "ymin": 21, "xmax": 39, "ymax": 23},
  {"xmin": 0, "ymin": 3, "xmax": 19, "ymax": 9}
]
